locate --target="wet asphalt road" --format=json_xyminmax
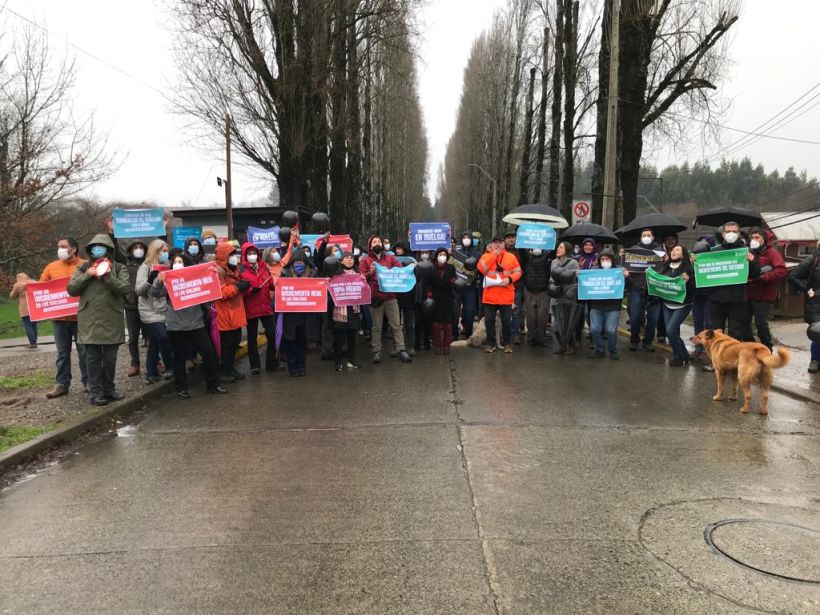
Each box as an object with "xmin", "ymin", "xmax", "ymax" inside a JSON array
[{"xmin": 1, "ymin": 344, "xmax": 819, "ymax": 614}]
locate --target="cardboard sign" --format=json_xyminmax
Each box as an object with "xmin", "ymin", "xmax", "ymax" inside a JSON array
[
  {"xmin": 409, "ymin": 222, "xmax": 451, "ymax": 251},
  {"xmin": 694, "ymin": 248, "xmax": 749, "ymax": 288},
  {"xmin": 577, "ymin": 268, "xmax": 625, "ymax": 301},
  {"xmin": 112, "ymin": 207, "xmax": 166, "ymax": 238},
  {"xmin": 172, "ymin": 226, "xmax": 202, "ymax": 249},
  {"xmin": 375, "ymin": 263, "xmax": 417, "ymax": 293},
  {"xmin": 25, "ymin": 278, "xmax": 80, "ymax": 322},
  {"xmin": 515, "ymin": 223, "xmax": 557, "ymax": 250},
  {"xmin": 275, "ymin": 277, "xmax": 328, "ymax": 312},
  {"xmin": 327, "ymin": 234, "xmax": 353, "ymax": 254},
  {"xmin": 164, "ymin": 263, "xmax": 223, "ymax": 310},
  {"xmin": 247, "ymin": 226, "xmax": 281, "ymax": 249},
  {"xmin": 328, "ymin": 274, "xmax": 371, "ymax": 306}
]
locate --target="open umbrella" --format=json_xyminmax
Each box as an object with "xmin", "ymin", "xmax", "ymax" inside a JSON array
[
  {"xmin": 694, "ymin": 206, "xmax": 762, "ymax": 228},
  {"xmin": 503, "ymin": 203, "xmax": 569, "ymax": 229},
  {"xmin": 551, "ymin": 302, "xmax": 585, "ymax": 352},
  {"xmin": 615, "ymin": 213, "xmax": 687, "ymax": 242},
  {"xmin": 561, "ymin": 223, "xmax": 619, "ymax": 244}
]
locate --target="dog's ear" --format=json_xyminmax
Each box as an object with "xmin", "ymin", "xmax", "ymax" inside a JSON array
[
  {"xmin": 714, "ymin": 329, "xmax": 723, "ymax": 335},
  {"xmin": 705, "ymin": 329, "xmax": 715, "ymax": 339}
]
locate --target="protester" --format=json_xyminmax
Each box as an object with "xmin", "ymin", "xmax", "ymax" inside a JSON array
[
  {"xmin": 328, "ymin": 251, "xmax": 363, "ymax": 371},
  {"xmin": 689, "ymin": 239, "xmax": 713, "ymax": 360},
  {"xmin": 184, "ymin": 237, "xmax": 205, "ymax": 264},
  {"xmin": 454, "ymin": 230, "xmax": 481, "ymax": 340},
  {"xmin": 657, "ymin": 245, "xmax": 695, "ymax": 366},
  {"xmin": 503, "ymin": 231, "xmax": 525, "ymax": 344},
  {"xmin": 135, "ymin": 239, "xmax": 175, "ymax": 385},
  {"xmin": 123, "ymin": 240, "xmax": 147, "ymax": 376},
  {"xmin": 655, "ymin": 233, "xmax": 680, "ymax": 345},
  {"xmin": 359, "ymin": 236, "xmax": 412, "ymax": 363},
  {"xmin": 788, "ymin": 243, "xmax": 820, "ymax": 373},
  {"xmin": 40, "ymin": 237, "xmax": 89, "ymax": 398},
  {"xmin": 239, "ymin": 242, "xmax": 277, "ymax": 374},
  {"xmin": 392, "ymin": 241, "xmax": 419, "ymax": 356},
  {"xmin": 549, "ymin": 241, "xmax": 581, "ymax": 355},
  {"xmin": 627, "ymin": 229, "xmax": 662, "ymax": 352},
  {"xmin": 430, "ymin": 247, "xmax": 456, "ymax": 354},
  {"xmin": 214, "ymin": 242, "xmax": 250, "ymax": 381},
  {"xmin": 521, "ymin": 247, "xmax": 551, "ymax": 346},
  {"xmin": 9, "ymin": 273, "xmax": 37, "ymax": 348},
  {"xmin": 415, "ymin": 250, "xmax": 434, "ymax": 351},
  {"xmin": 66, "ymin": 234, "xmax": 130, "ymax": 406},
  {"xmin": 280, "ymin": 249, "xmax": 315, "ymax": 376},
  {"xmin": 588, "ymin": 248, "xmax": 627, "ymax": 359},
  {"xmin": 747, "ymin": 228, "xmax": 787, "ymax": 350},
  {"xmin": 576, "ymin": 238, "xmax": 598, "ymax": 270},
  {"xmin": 478, "ymin": 236, "xmax": 522, "ymax": 353}
]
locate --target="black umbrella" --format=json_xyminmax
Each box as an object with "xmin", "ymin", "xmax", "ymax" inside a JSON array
[
  {"xmin": 561, "ymin": 223, "xmax": 619, "ymax": 244},
  {"xmin": 503, "ymin": 203, "xmax": 569, "ymax": 229},
  {"xmin": 551, "ymin": 302, "xmax": 585, "ymax": 352},
  {"xmin": 615, "ymin": 213, "xmax": 687, "ymax": 242},
  {"xmin": 694, "ymin": 206, "xmax": 762, "ymax": 228}
]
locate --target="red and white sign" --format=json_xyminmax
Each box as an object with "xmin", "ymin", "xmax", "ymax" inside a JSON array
[
  {"xmin": 572, "ymin": 200, "xmax": 591, "ymax": 224},
  {"xmin": 327, "ymin": 274, "xmax": 371, "ymax": 306},
  {"xmin": 25, "ymin": 278, "xmax": 80, "ymax": 322},
  {"xmin": 275, "ymin": 277, "xmax": 328, "ymax": 313},
  {"xmin": 164, "ymin": 263, "xmax": 223, "ymax": 310},
  {"xmin": 328, "ymin": 234, "xmax": 353, "ymax": 254}
]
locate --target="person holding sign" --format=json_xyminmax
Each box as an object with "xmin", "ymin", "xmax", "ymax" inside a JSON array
[
  {"xmin": 9, "ymin": 273, "xmax": 37, "ymax": 348},
  {"xmin": 328, "ymin": 252, "xmax": 365, "ymax": 371},
  {"xmin": 587, "ymin": 249, "xmax": 628, "ymax": 359},
  {"xmin": 135, "ymin": 240, "xmax": 175, "ymax": 385},
  {"xmin": 239, "ymin": 242, "xmax": 278, "ymax": 374},
  {"xmin": 67, "ymin": 235, "xmax": 130, "ymax": 406},
  {"xmin": 477, "ymin": 236, "xmax": 522, "ymax": 353},
  {"xmin": 656, "ymin": 246, "xmax": 695, "ymax": 366},
  {"xmin": 280, "ymin": 250, "xmax": 318, "ymax": 376},
  {"xmin": 626, "ymin": 229, "xmax": 664, "ymax": 352}
]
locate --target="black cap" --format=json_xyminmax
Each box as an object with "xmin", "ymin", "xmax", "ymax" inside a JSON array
[{"xmin": 492, "ymin": 236, "xmax": 504, "ymax": 242}]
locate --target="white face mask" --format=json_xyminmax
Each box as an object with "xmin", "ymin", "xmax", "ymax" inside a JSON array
[
  {"xmin": 462, "ymin": 238, "xmax": 471, "ymax": 247},
  {"xmin": 353, "ymin": 248, "xmax": 361, "ymax": 256},
  {"xmin": 57, "ymin": 247, "xmax": 70, "ymax": 261},
  {"xmin": 641, "ymin": 236, "xmax": 653, "ymax": 246},
  {"xmin": 228, "ymin": 255, "xmax": 239, "ymax": 266},
  {"xmin": 723, "ymin": 232, "xmax": 739, "ymax": 243},
  {"xmin": 384, "ymin": 243, "xmax": 391, "ymax": 251},
  {"xmin": 600, "ymin": 260, "xmax": 612, "ymax": 270},
  {"xmin": 437, "ymin": 254, "xmax": 448, "ymax": 264},
  {"xmin": 749, "ymin": 239, "xmax": 761, "ymax": 250},
  {"xmin": 132, "ymin": 248, "xmax": 145, "ymax": 259},
  {"xmin": 247, "ymin": 254, "xmax": 258, "ymax": 264},
  {"xmin": 172, "ymin": 262, "xmax": 184, "ymax": 270}
]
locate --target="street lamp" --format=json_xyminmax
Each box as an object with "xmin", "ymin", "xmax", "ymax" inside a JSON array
[{"xmin": 465, "ymin": 163, "xmax": 498, "ymax": 237}]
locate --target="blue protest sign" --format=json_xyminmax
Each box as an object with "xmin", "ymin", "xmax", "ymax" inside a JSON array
[
  {"xmin": 515, "ymin": 223, "xmax": 556, "ymax": 250},
  {"xmin": 299, "ymin": 234, "xmax": 322, "ymax": 256},
  {"xmin": 409, "ymin": 222, "xmax": 451, "ymax": 251},
  {"xmin": 577, "ymin": 268, "xmax": 625, "ymax": 301},
  {"xmin": 247, "ymin": 226, "xmax": 281, "ymax": 248},
  {"xmin": 112, "ymin": 208, "xmax": 165, "ymax": 238},
  {"xmin": 375, "ymin": 263, "xmax": 417, "ymax": 293},
  {"xmin": 172, "ymin": 226, "xmax": 202, "ymax": 249}
]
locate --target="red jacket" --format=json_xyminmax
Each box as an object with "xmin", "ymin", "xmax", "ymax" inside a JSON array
[
  {"xmin": 239, "ymin": 242, "xmax": 275, "ymax": 318},
  {"xmin": 747, "ymin": 235, "xmax": 787, "ymax": 303},
  {"xmin": 358, "ymin": 236, "xmax": 403, "ymax": 302},
  {"xmin": 214, "ymin": 242, "xmax": 247, "ymax": 331}
]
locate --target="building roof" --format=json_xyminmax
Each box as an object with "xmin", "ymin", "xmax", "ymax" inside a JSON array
[{"xmin": 761, "ymin": 211, "xmax": 820, "ymax": 242}]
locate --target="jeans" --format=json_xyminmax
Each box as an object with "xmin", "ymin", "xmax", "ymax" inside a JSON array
[
  {"xmin": 284, "ymin": 327, "xmax": 307, "ymax": 373},
  {"xmin": 662, "ymin": 304, "xmax": 693, "ymax": 360},
  {"xmin": 53, "ymin": 320, "xmax": 88, "ymax": 389},
  {"xmin": 219, "ymin": 328, "xmax": 242, "ymax": 374},
  {"xmin": 525, "ymin": 290, "xmax": 550, "ymax": 345},
  {"xmin": 144, "ymin": 321, "xmax": 174, "ymax": 379},
  {"xmin": 246, "ymin": 315, "xmax": 276, "ymax": 371},
  {"xmin": 510, "ymin": 286, "xmax": 524, "ymax": 338},
  {"xmin": 21, "ymin": 316, "xmax": 37, "ymax": 345},
  {"xmin": 125, "ymin": 308, "xmax": 142, "ymax": 367},
  {"xmin": 456, "ymin": 287, "xmax": 478, "ymax": 338},
  {"xmin": 589, "ymin": 308, "xmax": 620, "ymax": 355},
  {"xmin": 812, "ymin": 341, "xmax": 820, "ymax": 361},
  {"xmin": 483, "ymin": 304, "xmax": 512, "ymax": 347},
  {"xmin": 168, "ymin": 328, "xmax": 219, "ymax": 390},
  {"xmin": 85, "ymin": 344, "xmax": 119, "ymax": 399},
  {"xmin": 361, "ymin": 305, "xmax": 373, "ymax": 335},
  {"xmin": 692, "ymin": 295, "xmax": 711, "ymax": 350},
  {"xmin": 370, "ymin": 299, "xmax": 405, "ymax": 354},
  {"xmin": 710, "ymin": 301, "xmax": 753, "ymax": 341},
  {"xmin": 749, "ymin": 300, "xmax": 773, "ymax": 349},
  {"xmin": 629, "ymin": 289, "xmax": 660, "ymax": 347}
]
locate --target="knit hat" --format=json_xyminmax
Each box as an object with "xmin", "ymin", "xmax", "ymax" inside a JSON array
[{"xmin": 201, "ymin": 229, "xmax": 218, "ymax": 242}]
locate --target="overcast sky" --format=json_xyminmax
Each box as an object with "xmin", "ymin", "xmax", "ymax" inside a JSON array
[{"xmin": 4, "ymin": 0, "xmax": 820, "ymax": 208}]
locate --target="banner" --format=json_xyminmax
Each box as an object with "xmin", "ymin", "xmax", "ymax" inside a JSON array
[
  {"xmin": 623, "ymin": 247, "xmax": 665, "ymax": 274},
  {"xmin": 247, "ymin": 226, "xmax": 281, "ymax": 249},
  {"xmin": 577, "ymin": 268, "xmax": 625, "ymax": 301},
  {"xmin": 694, "ymin": 247, "xmax": 749, "ymax": 288},
  {"xmin": 327, "ymin": 234, "xmax": 353, "ymax": 254},
  {"xmin": 25, "ymin": 278, "xmax": 80, "ymax": 322},
  {"xmin": 275, "ymin": 277, "xmax": 328, "ymax": 312},
  {"xmin": 409, "ymin": 222, "xmax": 451, "ymax": 251},
  {"xmin": 646, "ymin": 268, "xmax": 687, "ymax": 303},
  {"xmin": 375, "ymin": 263, "xmax": 417, "ymax": 293},
  {"xmin": 112, "ymin": 207, "xmax": 166, "ymax": 238},
  {"xmin": 172, "ymin": 226, "xmax": 202, "ymax": 249},
  {"xmin": 328, "ymin": 275, "xmax": 371, "ymax": 306},
  {"xmin": 299, "ymin": 234, "xmax": 322, "ymax": 257},
  {"xmin": 515, "ymin": 223, "xmax": 557, "ymax": 250},
  {"xmin": 164, "ymin": 263, "xmax": 223, "ymax": 310}
]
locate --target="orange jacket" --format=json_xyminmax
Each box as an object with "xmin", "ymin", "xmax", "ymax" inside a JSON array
[
  {"xmin": 477, "ymin": 249, "xmax": 522, "ymax": 305},
  {"xmin": 214, "ymin": 242, "xmax": 247, "ymax": 331},
  {"xmin": 39, "ymin": 256, "xmax": 86, "ymax": 321}
]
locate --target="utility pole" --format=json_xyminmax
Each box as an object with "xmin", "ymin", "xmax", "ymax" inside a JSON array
[
  {"xmin": 225, "ymin": 112, "xmax": 233, "ymax": 239},
  {"xmin": 466, "ymin": 163, "xmax": 498, "ymax": 237},
  {"xmin": 602, "ymin": 0, "xmax": 620, "ymax": 229}
]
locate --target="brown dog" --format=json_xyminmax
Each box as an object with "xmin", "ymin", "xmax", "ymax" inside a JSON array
[{"xmin": 690, "ymin": 329, "xmax": 790, "ymax": 415}]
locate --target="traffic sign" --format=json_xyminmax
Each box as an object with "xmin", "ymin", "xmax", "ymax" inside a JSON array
[{"xmin": 572, "ymin": 200, "xmax": 591, "ymax": 224}]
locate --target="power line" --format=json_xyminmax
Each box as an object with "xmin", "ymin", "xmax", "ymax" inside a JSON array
[
  {"xmin": 664, "ymin": 111, "xmax": 820, "ymax": 146},
  {"xmin": 767, "ymin": 208, "xmax": 820, "ymax": 231}
]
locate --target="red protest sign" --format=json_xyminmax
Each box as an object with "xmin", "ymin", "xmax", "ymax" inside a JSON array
[
  {"xmin": 275, "ymin": 277, "xmax": 328, "ymax": 313},
  {"xmin": 164, "ymin": 263, "xmax": 223, "ymax": 310},
  {"xmin": 151, "ymin": 264, "xmax": 169, "ymax": 272},
  {"xmin": 328, "ymin": 234, "xmax": 353, "ymax": 253},
  {"xmin": 327, "ymin": 274, "xmax": 371, "ymax": 306},
  {"xmin": 25, "ymin": 278, "xmax": 80, "ymax": 322}
]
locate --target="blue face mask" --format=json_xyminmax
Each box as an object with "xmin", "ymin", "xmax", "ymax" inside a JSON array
[
  {"xmin": 90, "ymin": 246, "xmax": 107, "ymax": 259},
  {"xmin": 159, "ymin": 251, "xmax": 169, "ymax": 263},
  {"xmin": 472, "ymin": 238, "xmax": 479, "ymax": 247},
  {"xmin": 293, "ymin": 262, "xmax": 306, "ymax": 275},
  {"xmin": 187, "ymin": 244, "xmax": 200, "ymax": 255}
]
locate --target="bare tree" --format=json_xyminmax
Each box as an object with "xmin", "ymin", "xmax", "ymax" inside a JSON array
[
  {"xmin": 533, "ymin": 27, "xmax": 550, "ymax": 203},
  {"xmin": 547, "ymin": 0, "xmax": 564, "ymax": 207}
]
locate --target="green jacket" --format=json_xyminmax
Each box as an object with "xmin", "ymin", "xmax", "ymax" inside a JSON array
[{"xmin": 67, "ymin": 234, "xmax": 130, "ymax": 345}]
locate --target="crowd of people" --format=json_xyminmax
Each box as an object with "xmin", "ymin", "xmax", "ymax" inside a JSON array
[{"xmin": 8, "ymin": 217, "xmax": 820, "ymax": 406}]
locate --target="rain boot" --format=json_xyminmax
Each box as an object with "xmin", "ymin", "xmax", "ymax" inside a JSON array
[
  {"xmin": 443, "ymin": 324, "xmax": 452, "ymax": 355},
  {"xmin": 432, "ymin": 322, "xmax": 442, "ymax": 355}
]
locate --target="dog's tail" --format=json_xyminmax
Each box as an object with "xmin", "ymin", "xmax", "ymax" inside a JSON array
[{"xmin": 758, "ymin": 346, "xmax": 791, "ymax": 369}]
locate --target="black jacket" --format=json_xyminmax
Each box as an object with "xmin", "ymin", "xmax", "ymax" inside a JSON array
[
  {"xmin": 658, "ymin": 258, "xmax": 696, "ymax": 305},
  {"xmin": 707, "ymin": 240, "xmax": 759, "ymax": 305},
  {"xmin": 788, "ymin": 253, "xmax": 820, "ymax": 324},
  {"xmin": 523, "ymin": 253, "xmax": 551, "ymax": 292},
  {"xmin": 429, "ymin": 263, "xmax": 456, "ymax": 323}
]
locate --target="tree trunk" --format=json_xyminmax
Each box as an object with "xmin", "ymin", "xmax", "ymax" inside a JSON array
[
  {"xmin": 345, "ymin": 13, "xmax": 363, "ymax": 235},
  {"xmin": 502, "ymin": 3, "xmax": 528, "ymax": 214},
  {"xmin": 591, "ymin": 0, "xmax": 612, "ymax": 224},
  {"xmin": 361, "ymin": 30, "xmax": 373, "ymax": 237},
  {"xmin": 560, "ymin": 1, "xmax": 578, "ymax": 221},
  {"xmin": 328, "ymin": 7, "xmax": 347, "ymax": 224},
  {"xmin": 533, "ymin": 27, "xmax": 550, "ymax": 204},
  {"xmin": 548, "ymin": 0, "xmax": 564, "ymax": 208},
  {"xmin": 519, "ymin": 67, "xmax": 537, "ymax": 205}
]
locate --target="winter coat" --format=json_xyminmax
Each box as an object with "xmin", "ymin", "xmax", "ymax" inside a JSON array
[
  {"xmin": 184, "ymin": 238, "xmax": 205, "ymax": 264},
  {"xmin": 706, "ymin": 240, "xmax": 760, "ymax": 305},
  {"xmin": 124, "ymin": 239, "xmax": 145, "ymax": 310},
  {"xmin": 9, "ymin": 273, "xmax": 32, "ymax": 318},
  {"xmin": 454, "ymin": 245, "xmax": 481, "ymax": 287},
  {"xmin": 239, "ymin": 242, "xmax": 276, "ymax": 319},
  {"xmin": 788, "ymin": 253, "xmax": 820, "ymax": 324},
  {"xmin": 429, "ymin": 262, "xmax": 456, "ymax": 323},
  {"xmin": 747, "ymin": 236, "xmax": 787, "ymax": 303},
  {"xmin": 523, "ymin": 253, "xmax": 551, "ymax": 293},
  {"xmin": 658, "ymin": 257, "xmax": 696, "ymax": 306},
  {"xmin": 214, "ymin": 242, "xmax": 247, "ymax": 332},
  {"xmin": 359, "ymin": 236, "xmax": 404, "ymax": 303},
  {"xmin": 135, "ymin": 261, "xmax": 168, "ymax": 324},
  {"xmin": 39, "ymin": 254, "xmax": 86, "ymax": 322},
  {"xmin": 477, "ymin": 249, "xmax": 522, "ymax": 305},
  {"xmin": 549, "ymin": 256, "xmax": 579, "ymax": 304},
  {"xmin": 327, "ymin": 270, "xmax": 363, "ymax": 331},
  {"xmin": 150, "ymin": 278, "xmax": 206, "ymax": 332},
  {"xmin": 66, "ymin": 234, "xmax": 130, "ymax": 345},
  {"xmin": 281, "ymin": 258, "xmax": 317, "ymax": 340}
]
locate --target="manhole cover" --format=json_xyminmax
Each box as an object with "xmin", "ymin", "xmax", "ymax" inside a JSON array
[{"xmin": 705, "ymin": 519, "xmax": 820, "ymax": 584}]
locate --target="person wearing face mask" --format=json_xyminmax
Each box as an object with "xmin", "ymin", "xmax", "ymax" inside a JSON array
[
  {"xmin": 657, "ymin": 245, "xmax": 696, "ymax": 366},
  {"xmin": 328, "ymin": 251, "xmax": 364, "ymax": 370},
  {"xmin": 478, "ymin": 236, "xmax": 522, "ymax": 353},
  {"xmin": 67, "ymin": 235, "xmax": 130, "ymax": 406},
  {"xmin": 391, "ymin": 242, "xmax": 419, "ymax": 357},
  {"xmin": 453, "ymin": 231, "xmax": 481, "ymax": 341},
  {"xmin": 280, "ymin": 249, "xmax": 317, "ymax": 376},
  {"xmin": 214, "ymin": 242, "xmax": 250, "ymax": 380},
  {"xmin": 503, "ymin": 231, "xmax": 525, "ymax": 344},
  {"xmin": 414, "ymin": 250, "xmax": 434, "ymax": 351},
  {"xmin": 788, "ymin": 241, "xmax": 820, "ymax": 373},
  {"xmin": 428, "ymin": 247, "xmax": 457, "ymax": 354},
  {"xmin": 522, "ymin": 246, "xmax": 552, "ymax": 347},
  {"xmin": 239, "ymin": 242, "xmax": 278, "ymax": 374},
  {"xmin": 40, "ymin": 237, "xmax": 89, "ymax": 398},
  {"xmin": 382, "ymin": 237, "xmax": 393, "ymax": 255},
  {"xmin": 201, "ymin": 230, "xmax": 219, "ymax": 261},
  {"xmin": 549, "ymin": 241, "xmax": 581, "ymax": 354},
  {"xmin": 124, "ymin": 240, "xmax": 148, "ymax": 376},
  {"xmin": 135, "ymin": 240, "xmax": 175, "ymax": 385},
  {"xmin": 626, "ymin": 229, "xmax": 663, "ymax": 352},
  {"xmin": 746, "ymin": 228, "xmax": 787, "ymax": 351},
  {"xmin": 9, "ymin": 272, "xmax": 37, "ymax": 349},
  {"xmin": 588, "ymin": 248, "xmax": 629, "ymax": 359},
  {"xmin": 358, "ymin": 236, "xmax": 412, "ymax": 363},
  {"xmin": 184, "ymin": 237, "xmax": 205, "ymax": 264}
]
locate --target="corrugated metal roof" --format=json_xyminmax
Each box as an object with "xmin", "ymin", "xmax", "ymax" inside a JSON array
[{"xmin": 761, "ymin": 211, "xmax": 820, "ymax": 241}]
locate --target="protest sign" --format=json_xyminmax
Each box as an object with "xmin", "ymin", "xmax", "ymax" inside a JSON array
[
  {"xmin": 275, "ymin": 277, "xmax": 328, "ymax": 312},
  {"xmin": 694, "ymin": 248, "xmax": 749, "ymax": 288},
  {"xmin": 577, "ymin": 268, "xmax": 625, "ymax": 301},
  {"xmin": 409, "ymin": 222, "xmax": 451, "ymax": 251},
  {"xmin": 328, "ymin": 275, "xmax": 371, "ymax": 306},
  {"xmin": 515, "ymin": 223, "xmax": 557, "ymax": 250},
  {"xmin": 327, "ymin": 234, "xmax": 353, "ymax": 253},
  {"xmin": 25, "ymin": 278, "xmax": 80, "ymax": 322},
  {"xmin": 112, "ymin": 207, "xmax": 165, "ymax": 238},
  {"xmin": 623, "ymin": 247, "xmax": 665, "ymax": 274},
  {"xmin": 247, "ymin": 226, "xmax": 281, "ymax": 248},
  {"xmin": 646, "ymin": 268, "xmax": 687, "ymax": 303},
  {"xmin": 164, "ymin": 263, "xmax": 223, "ymax": 310},
  {"xmin": 375, "ymin": 263, "xmax": 417, "ymax": 293},
  {"xmin": 299, "ymin": 234, "xmax": 322, "ymax": 256},
  {"xmin": 172, "ymin": 226, "xmax": 202, "ymax": 249}
]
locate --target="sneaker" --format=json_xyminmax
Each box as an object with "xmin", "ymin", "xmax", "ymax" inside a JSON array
[
  {"xmin": 230, "ymin": 369, "xmax": 245, "ymax": 381},
  {"xmin": 484, "ymin": 345, "xmax": 496, "ymax": 353},
  {"xmin": 503, "ymin": 345, "xmax": 513, "ymax": 354},
  {"xmin": 208, "ymin": 385, "xmax": 228, "ymax": 394},
  {"xmin": 399, "ymin": 350, "xmax": 412, "ymax": 363},
  {"xmin": 144, "ymin": 376, "xmax": 161, "ymax": 385},
  {"xmin": 105, "ymin": 391, "xmax": 125, "ymax": 401},
  {"xmin": 90, "ymin": 397, "xmax": 109, "ymax": 407},
  {"xmin": 372, "ymin": 351, "xmax": 382, "ymax": 364},
  {"xmin": 809, "ymin": 360, "xmax": 820, "ymax": 374},
  {"xmin": 346, "ymin": 361, "xmax": 361, "ymax": 369},
  {"xmin": 334, "ymin": 362, "xmax": 343, "ymax": 371},
  {"xmin": 186, "ymin": 360, "xmax": 197, "ymax": 373},
  {"xmin": 46, "ymin": 384, "xmax": 68, "ymax": 399},
  {"xmin": 408, "ymin": 348, "xmax": 415, "ymax": 357},
  {"xmin": 176, "ymin": 389, "xmax": 191, "ymax": 399},
  {"xmin": 702, "ymin": 364, "xmax": 715, "ymax": 373}
]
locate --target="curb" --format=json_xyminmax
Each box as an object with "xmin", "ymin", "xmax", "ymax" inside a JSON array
[
  {"xmin": 616, "ymin": 327, "xmax": 818, "ymax": 405},
  {"xmin": 0, "ymin": 337, "xmax": 261, "ymax": 476}
]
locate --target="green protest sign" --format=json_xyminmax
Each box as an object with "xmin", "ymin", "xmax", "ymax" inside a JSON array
[
  {"xmin": 694, "ymin": 248, "xmax": 749, "ymax": 288},
  {"xmin": 646, "ymin": 268, "xmax": 687, "ymax": 303}
]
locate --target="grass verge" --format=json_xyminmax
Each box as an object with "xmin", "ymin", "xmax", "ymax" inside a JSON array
[
  {"xmin": 0, "ymin": 299, "xmax": 53, "ymax": 341},
  {"xmin": 0, "ymin": 424, "xmax": 56, "ymax": 453},
  {"xmin": 0, "ymin": 372, "xmax": 52, "ymax": 392}
]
